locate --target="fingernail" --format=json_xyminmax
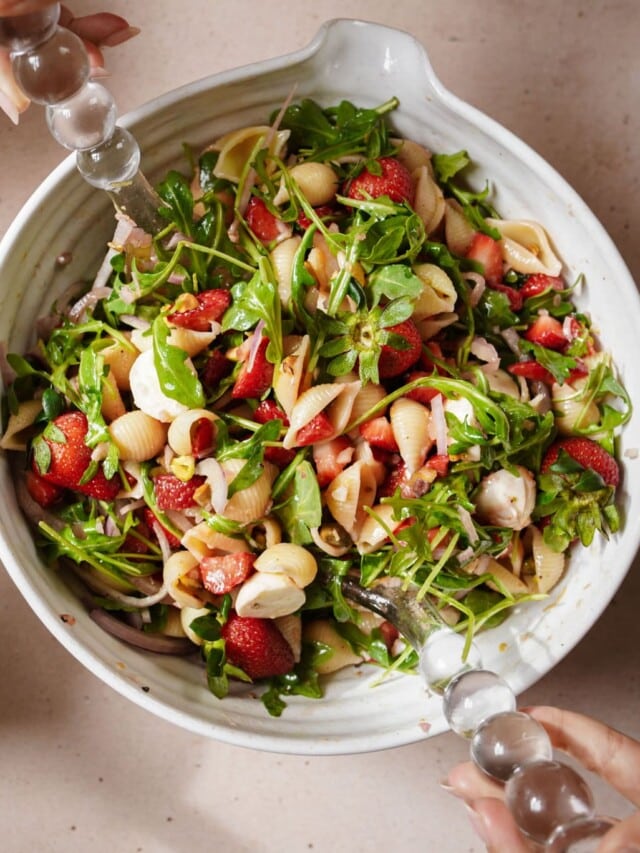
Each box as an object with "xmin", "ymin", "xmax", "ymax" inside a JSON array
[
  {"xmin": 464, "ymin": 803, "xmax": 491, "ymax": 844},
  {"xmin": 439, "ymin": 777, "xmax": 456, "ymax": 793}
]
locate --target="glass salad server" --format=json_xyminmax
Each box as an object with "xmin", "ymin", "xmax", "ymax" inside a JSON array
[
  {"xmin": 336, "ymin": 572, "xmax": 618, "ymax": 852},
  {"xmin": 0, "ymin": 2, "xmax": 164, "ymax": 233},
  {"xmin": 0, "ymin": 6, "xmax": 620, "ymax": 850}
]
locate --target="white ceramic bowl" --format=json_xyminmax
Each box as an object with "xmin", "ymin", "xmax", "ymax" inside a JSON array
[{"xmin": 1, "ymin": 20, "xmax": 639, "ymax": 755}]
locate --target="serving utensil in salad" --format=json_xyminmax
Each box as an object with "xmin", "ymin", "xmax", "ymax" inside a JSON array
[
  {"xmin": 0, "ymin": 2, "xmax": 164, "ymax": 232},
  {"xmin": 334, "ymin": 571, "xmax": 618, "ymax": 850},
  {"xmin": 0, "ymin": 7, "xmax": 621, "ymax": 849}
]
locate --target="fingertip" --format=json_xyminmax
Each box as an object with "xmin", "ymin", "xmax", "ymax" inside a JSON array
[{"xmin": 467, "ymin": 798, "xmax": 531, "ymax": 853}]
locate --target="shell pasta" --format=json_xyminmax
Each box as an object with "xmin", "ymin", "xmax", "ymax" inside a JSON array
[{"xmin": 0, "ymin": 97, "xmax": 630, "ymax": 716}]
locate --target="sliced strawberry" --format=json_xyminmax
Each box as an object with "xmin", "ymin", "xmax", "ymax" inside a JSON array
[
  {"xmin": 426, "ymin": 454, "xmax": 450, "ymax": 476},
  {"xmin": 297, "ymin": 204, "xmax": 336, "ymax": 230},
  {"xmin": 142, "ymin": 507, "xmax": 182, "ymax": 550},
  {"xmin": 245, "ymin": 196, "xmax": 282, "ymax": 242},
  {"xmin": 405, "ymin": 371, "xmax": 443, "ymax": 405},
  {"xmin": 489, "ymin": 281, "xmax": 523, "ymax": 311},
  {"xmin": 520, "ymin": 274, "xmax": 565, "ymax": 300},
  {"xmin": 294, "ymin": 411, "xmax": 335, "ymax": 447},
  {"xmin": 154, "ymin": 473, "xmax": 206, "ymax": 510},
  {"xmin": 190, "ymin": 417, "xmax": 216, "ymax": 458},
  {"xmin": 25, "ymin": 469, "xmax": 64, "ymax": 508},
  {"xmin": 378, "ymin": 620, "xmax": 399, "ymax": 652},
  {"xmin": 221, "ymin": 611, "xmax": 295, "ymax": 680},
  {"xmin": 313, "ymin": 435, "xmax": 354, "ymax": 488},
  {"xmin": 264, "ymin": 446, "xmax": 297, "ymax": 467},
  {"xmin": 231, "ymin": 335, "xmax": 274, "ymax": 399},
  {"xmin": 508, "ymin": 360, "xmax": 555, "ymax": 385},
  {"xmin": 201, "ymin": 348, "xmax": 234, "ymax": 390},
  {"xmin": 254, "ymin": 398, "xmax": 289, "ymax": 426},
  {"xmin": 32, "ymin": 410, "xmax": 120, "ymax": 501},
  {"xmin": 378, "ymin": 319, "xmax": 422, "ymax": 379},
  {"xmin": 345, "ymin": 157, "xmax": 414, "ymax": 205},
  {"xmin": 541, "ymin": 437, "xmax": 619, "ymax": 487},
  {"xmin": 465, "ymin": 233, "xmax": 503, "ymax": 285},
  {"xmin": 167, "ymin": 289, "xmax": 231, "ymax": 331},
  {"xmin": 199, "ymin": 552, "xmax": 255, "ymax": 595},
  {"xmin": 379, "ymin": 461, "xmax": 408, "ymax": 498},
  {"xmin": 524, "ymin": 315, "xmax": 567, "ymax": 351},
  {"xmin": 359, "ymin": 416, "xmax": 399, "ymax": 452}
]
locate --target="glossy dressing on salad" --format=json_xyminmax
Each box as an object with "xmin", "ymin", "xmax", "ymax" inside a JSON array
[{"xmin": 1, "ymin": 98, "xmax": 630, "ymax": 715}]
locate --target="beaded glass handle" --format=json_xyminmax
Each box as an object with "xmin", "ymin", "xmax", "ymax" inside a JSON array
[
  {"xmin": 0, "ymin": 2, "xmax": 164, "ymax": 232},
  {"xmin": 340, "ymin": 576, "xmax": 618, "ymax": 852},
  {"xmin": 1, "ymin": 6, "xmax": 619, "ymax": 851}
]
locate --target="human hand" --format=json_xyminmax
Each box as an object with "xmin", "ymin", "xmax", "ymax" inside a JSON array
[
  {"xmin": 442, "ymin": 705, "xmax": 640, "ymax": 852},
  {"xmin": 0, "ymin": 2, "xmax": 138, "ymax": 123}
]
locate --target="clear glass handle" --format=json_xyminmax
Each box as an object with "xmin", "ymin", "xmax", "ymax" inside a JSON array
[
  {"xmin": 337, "ymin": 574, "xmax": 618, "ymax": 851},
  {"xmin": 0, "ymin": 3, "xmax": 165, "ymax": 232}
]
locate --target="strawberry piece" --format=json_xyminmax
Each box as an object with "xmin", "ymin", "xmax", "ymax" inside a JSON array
[
  {"xmin": 359, "ymin": 417, "xmax": 399, "ymax": 452},
  {"xmin": 345, "ymin": 157, "xmax": 415, "ymax": 205},
  {"xmin": 378, "ymin": 319, "xmax": 422, "ymax": 379},
  {"xmin": 154, "ymin": 473, "xmax": 206, "ymax": 510},
  {"xmin": 426, "ymin": 454, "xmax": 450, "ymax": 476},
  {"xmin": 520, "ymin": 274, "xmax": 565, "ymax": 300},
  {"xmin": 297, "ymin": 204, "xmax": 336, "ymax": 230},
  {"xmin": 190, "ymin": 417, "xmax": 215, "ymax": 458},
  {"xmin": 245, "ymin": 196, "xmax": 282, "ymax": 242},
  {"xmin": 231, "ymin": 335, "xmax": 274, "ymax": 399},
  {"xmin": 201, "ymin": 349, "xmax": 234, "ymax": 390},
  {"xmin": 294, "ymin": 411, "xmax": 335, "ymax": 447},
  {"xmin": 405, "ymin": 370, "xmax": 443, "ymax": 405},
  {"xmin": 221, "ymin": 611, "xmax": 295, "ymax": 680},
  {"xmin": 167, "ymin": 289, "xmax": 231, "ymax": 331},
  {"xmin": 379, "ymin": 461, "xmax": 408, "ymax": 498},
  {"xmin": 465, "ymin": 233, "xmax": 503, "ymax": 285},
  {"xmin": 379, "ymin": 620, "xmax": 399, "ymax": 651},
  {"xmin": 200, "ymin": 552, "xmax": 256, "ymax": 595},
  {"xmin": 524, "ymin": 315, "xmax": 567, "ymax": 351},
  {"xmin": 489, "ymin": 281, "xmax": 523, "ymax": 311},
  {"xmin": 264, "ymin": 446, "xmax": 297, "ymax": 467},
  {"xmin": 32, "ymin": 410, "xmax": 120, "ymax": 500},
  {"xmin": 142, "ymin": 507, "xmax": 182, "ymax": 550},
  {"xmin": 313, "ymin": 436, "xmax": 354, "ymax": 487},
  {"xmin": 508, "ymin": 360, "xmax": 555, "ymax": 385},
  {"xmin": 541, "ymin": 437, "xmax": 619, "ymax": 487},
  {"xmin": 25, "ymin": 469, "xmax": 63, "ymax": 507},
  {"xmin": 254, "ymin": 398, "xmax": 289, "ymax": 426}
]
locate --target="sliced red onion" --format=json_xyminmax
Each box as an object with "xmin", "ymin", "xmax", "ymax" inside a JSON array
[
  {"xmin": 247, "ymin": 319, "xmax": 266, "ymax": 372},
  {"xmin": 165, "ymin": 230, "xmax": 190, "ymax": 250},
  {"xmin": 92, "ymin": 248, "xmax": 118, "ymax": 290},
  {"xmin": 456, "ymin": 546, "xmax": 475, "ymax": 564},
  {"xmin": 0, "ymin": 341, "xmax": 16, "ymax": 386},
  {"xmin": 463, "ymin": 272, "xmax": 486, "ymax": 307},
  {"xmin": 457, "ymin": 505, "xmax": 479, "ymax": 543},
  {"xmin": 151, "ymin": 520, "xmax": 173, "ymax": 564},
  {"xmin": 90, "ymin": 608, "xmax": 194, "ymax": 655},
  {"xmin": 68, "ymin": 286, "xmax": 112, "ymax": 322},
  {"xmin": 195, "ymin": 457, "xmax": 228, "ymax": 514},
  {"xmin": 120, "ymin": 314, "xmax": 150, "ymax": 330},
  {"xmin": 500, "ymin": 327, "xmax": 522, "ymax": 356},
  {"xmin": 430, "ymin": 391, "xmax": 448, "ymax": 457},
  {"xmin": 167, "ymin": 272, "xmax": 187, "ymax": 285},
  {"xmin": 470, "ymin": 336, "xmax": 500, "ymax": 371},
  {"xmin": 165, "ymin": 509, "xmax": 194, "ymax": 534}
]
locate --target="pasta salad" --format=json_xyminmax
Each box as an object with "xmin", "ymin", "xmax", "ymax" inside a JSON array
[{"xmin": 1, "ymin": 97, "xmax": 630, "ymax": 716}]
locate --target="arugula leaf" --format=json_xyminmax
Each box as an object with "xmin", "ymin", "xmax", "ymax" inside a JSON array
[
  {"xmin": 152, "ymin": 315, "xmax": 205, "ymax": 408},
  {"xmin": 274, "ymin": 461, "xmax": 322, "ymax": 545}
]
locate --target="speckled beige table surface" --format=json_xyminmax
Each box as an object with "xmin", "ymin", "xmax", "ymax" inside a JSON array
[{"xmin": 0, "ymin": 2, "xmax": 638, "ymax": 851}]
